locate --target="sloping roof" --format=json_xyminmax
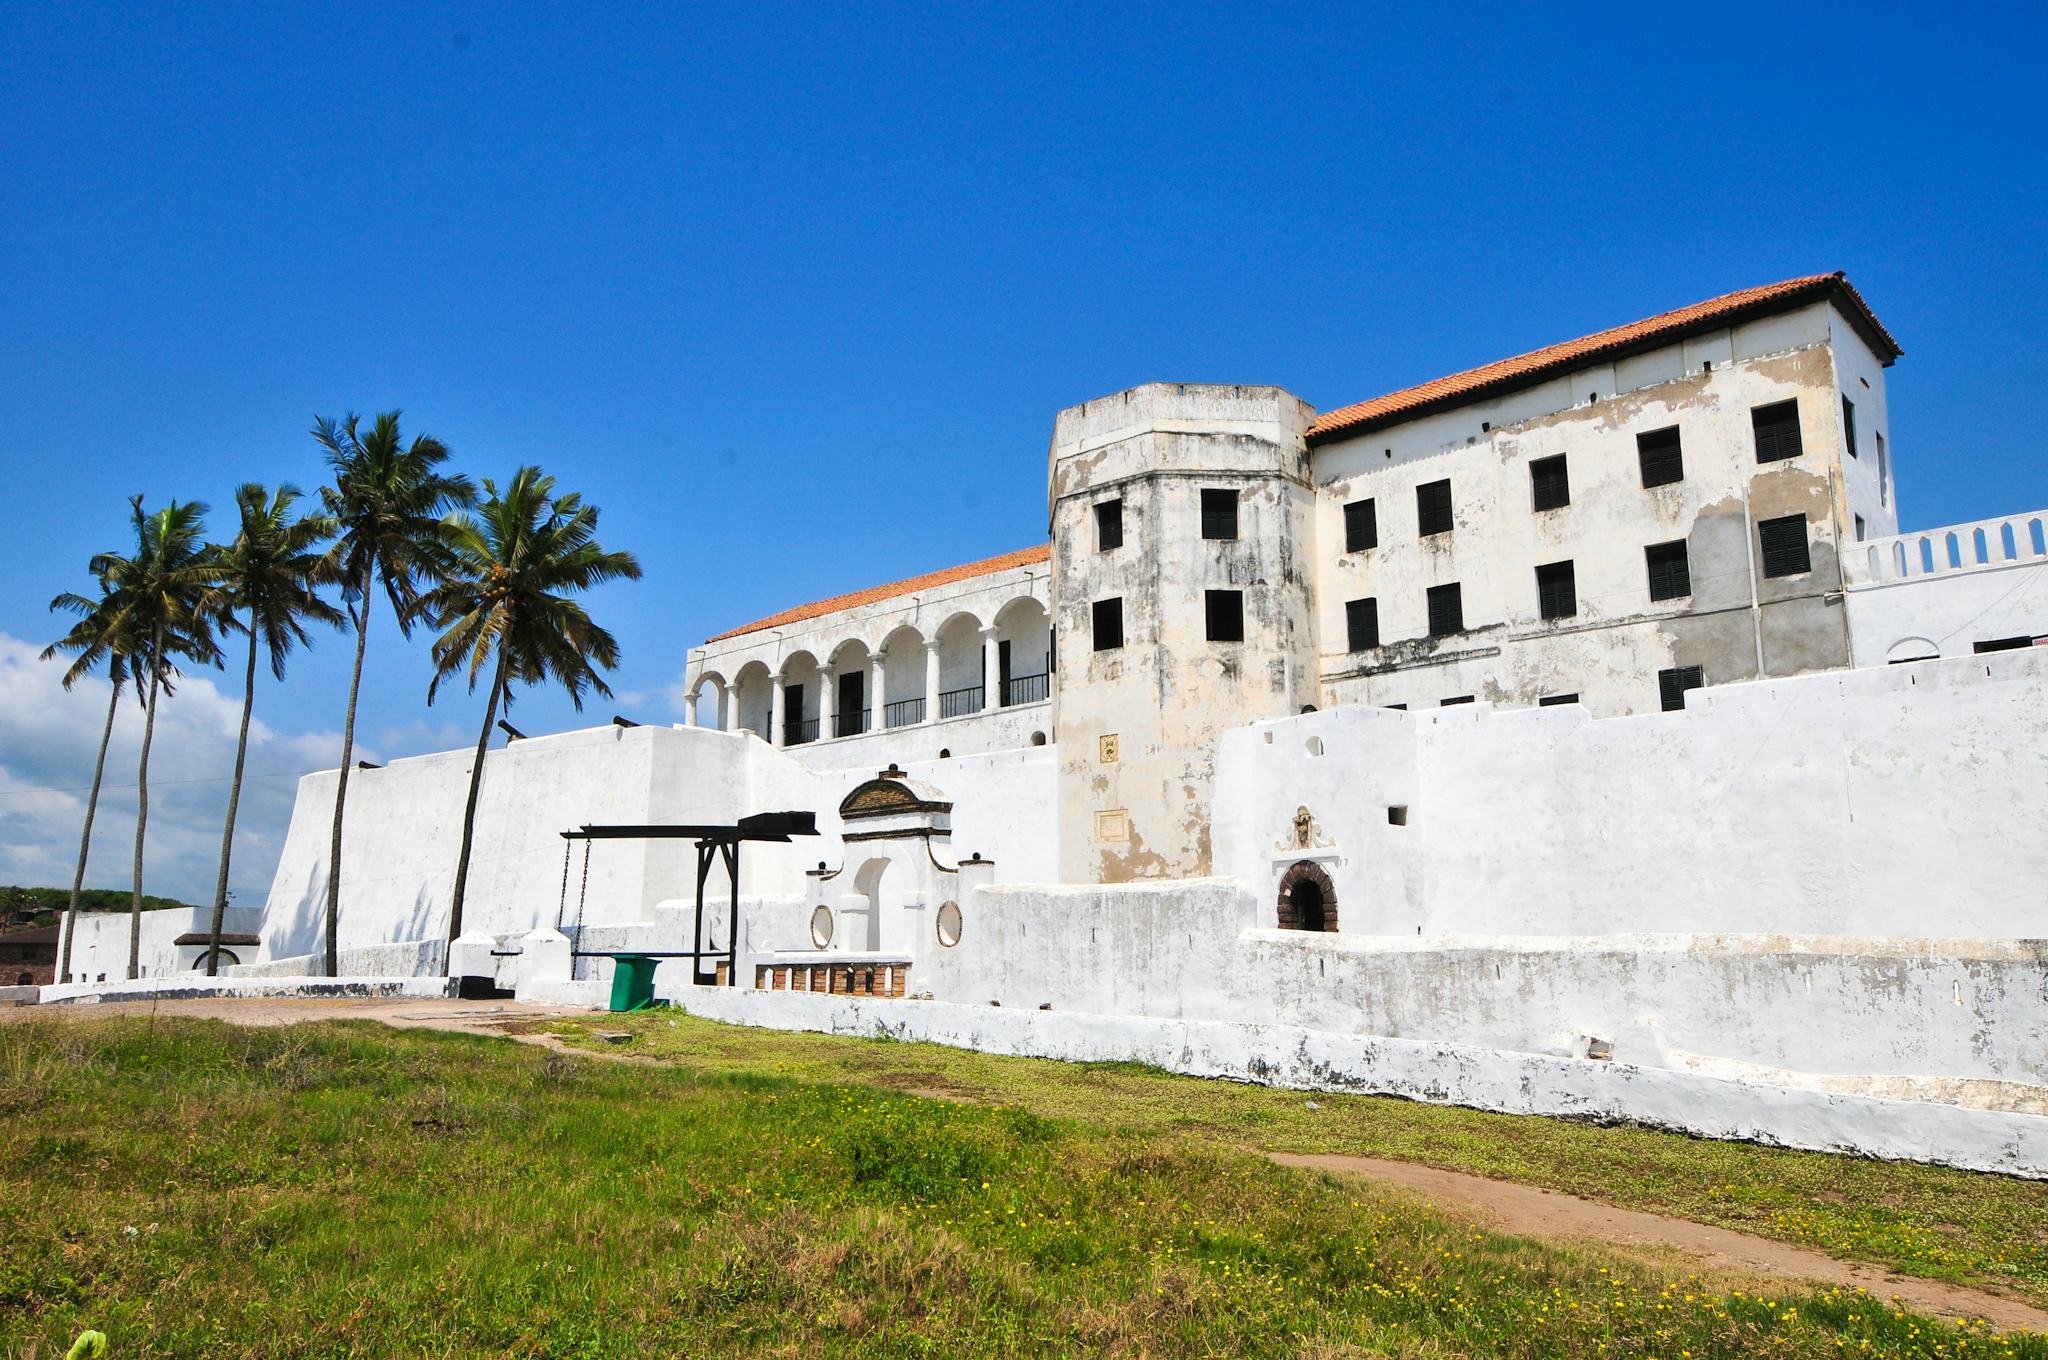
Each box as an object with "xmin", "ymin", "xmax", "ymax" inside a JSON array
[
  {"xmin": 1307, "ymin": 273, "xmax": 1901, "ymax": 444},
  {"xmin": 706, "ymin": 544, "xmax": 1051, "ymax": 644}
]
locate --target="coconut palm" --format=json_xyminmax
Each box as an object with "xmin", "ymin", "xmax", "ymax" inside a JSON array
[
  {"xmin": 95, "ymin": 496, "xmax": 226, "ymax": 979},
  {"xmin": 40, "ymin": 570, "xmax": 144, "ymax": 982},
  {"xmin": 314, "ymin": 412, "xmax": 474, "ymax": 976},
  {"xmin": 420, "ymin": 467, "xmax": 640, "ymax": 944},
  {"xmin": 202, "ymin": 484, "xmax": 343, "ymax": 975}
]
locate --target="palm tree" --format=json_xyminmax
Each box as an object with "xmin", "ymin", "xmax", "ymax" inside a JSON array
[
  {"xmin": 202, "ymin": 484, "xmax": 343, "ymax": 975},
  {"xmin": 421, "ymin": 467, "xmax": 641, "ymax": 945},
  {"xmin": 95, "ymin": 496, "xmax": 225, "ymax": 979},
  {"xmin": 314, "ymin": 412, "xmax": 474, "ymax": 976},
  {"xmin": 39, "ymin": 572, "xmax": 143, "ymax": 982}
]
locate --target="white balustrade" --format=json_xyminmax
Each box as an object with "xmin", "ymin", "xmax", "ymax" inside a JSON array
[{"xmin": 1843, "ymin": 511, "xmax": 2048, "ymax": 587}]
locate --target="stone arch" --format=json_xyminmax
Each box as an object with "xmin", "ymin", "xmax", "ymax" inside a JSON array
[
  {"xmin": 1276, "ymin": 860, "xmax": 1338, "ymax": 933},
  {"xmin": 879, "ymin": 622, "xmax": 928, "ymax": 726},
  {"xmin": 731, "ymin": 660, "xmax": 774, "ymax": 741},
  {"xmin": 992, "ymin": 596, "xmax": 1052, "ymax": 705},
  {"xmin": 688, "ymin": 669, "xmax": 729, "ymax": 729},
  {"xmin": 1886, "ymin": 636, "xmax": 1941, "ymax": 664},
  {"xmin": 932, "ymin": 610, "xmax": 987, "ymax": 716},
  {"xmin": 852, "ymin": 856, "xmax": 890, "ymax": 951},
  {"xmin": 826, "ymin": 637, "xmax": 874, "ymax": 737},
  {"xmin": 778, "ymin": 649, "xmax": 823, "ymax": 745}
]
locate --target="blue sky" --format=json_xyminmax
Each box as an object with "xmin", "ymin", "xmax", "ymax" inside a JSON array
[{"xmin": 1, "ymin": 2, "xmax": 2043, "ymax": 899}]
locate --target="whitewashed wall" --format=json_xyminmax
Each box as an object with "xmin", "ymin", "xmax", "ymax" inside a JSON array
[{"xmin": 1215, "ymin": 647, "xmax": 2048, "ymax": 939}]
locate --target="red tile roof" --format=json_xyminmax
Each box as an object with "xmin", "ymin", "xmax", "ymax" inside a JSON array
[
  {"xmin": 705, "ymin": 544, "xmax": 1051, "ymax": 643},
  {"xmin": 1307, "ymin": 273, "xmax": 1900, "ymax": 444}
]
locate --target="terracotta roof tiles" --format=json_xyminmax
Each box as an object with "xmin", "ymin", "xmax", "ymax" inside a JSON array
[
  {"xmin": 705, "ymin": 544, "xmax": 1050, "ymax": 643},
  {"xmin": 1307, "ymin": 272, "xmax": 1899, "ymax": 444}
]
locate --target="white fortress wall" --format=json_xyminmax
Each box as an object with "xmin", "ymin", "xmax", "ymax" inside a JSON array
[
  {"xmin": 1216, "ymin": 647, "xmax": 2048, "ymax": 939},
  {"xmin": 1841, "ymin": 511, "xmax": 2048, "ymax": 666}
]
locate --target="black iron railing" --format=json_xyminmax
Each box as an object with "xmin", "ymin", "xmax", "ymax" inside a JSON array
[
  {"xmin": 833, "ymin": 708, "xmax": 870, "ymax": 738},
  {"xmin": 939, "ymin": 685, "xmax": 983, "ymax": 718},
  {"xmin": 784, "ymin": 717, "xmax": 819, "ymax": 746},
  {"xmin": 1003, "ymin": 672, "xmax": 1050, "ymax": 706},
  {"xmin": 883, "ymin": 697, "xmax": 926, "ymax": 728}
]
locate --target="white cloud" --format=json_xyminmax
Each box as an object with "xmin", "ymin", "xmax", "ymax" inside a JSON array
[{"xmin": 0, "ymin": 633, "xmax": 347, "ymax": 906}]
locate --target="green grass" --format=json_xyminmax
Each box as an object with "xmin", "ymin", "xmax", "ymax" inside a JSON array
[
  {"xmin": 543, "ymin": 1011, "xmax": 2048, "ymax": 1312},
  {"xmin": 0, "ymin": 1016, "xmax": 2041, "ymax": 1358}
]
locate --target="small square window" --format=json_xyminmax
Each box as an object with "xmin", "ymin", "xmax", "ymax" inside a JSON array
[
  {"xmin": 1751, "ymin": 400, "xmax": 1803, "ymax": 463},
  {"xmin": 1091, "ymin": 597, "xmax": 1124, "ymax": 651},
  {"xmin": 1345, "ymin": 597, "xmax": 1379, "ymax": 651},
  {"xmin": 1637, "ymin": 426, "xmax": 1684, "ymax": 488},
  {"xmin": 1535, "ymin": 560, "xmax": 1577, "ymax": 620},
  {"xmin": 1095, "ymin": 499, "xmax": 1124, "ymax": 551},
  {"xmin": 1344, "ymin": 498, "xmax": 1377, "ymax": 552},
  {"xmin": 1426, "ymin": 582, "xmax": 1464, "ymax": 637},
  {"xmin": 1758, "ymin": 514, "xmax": 1811, "ymax": 578},
  {"xmin": 1538, "ymin": 693, "xmax": 1579, "ymax": 706},
  {"xmin": 1658, "ymin": 665, "xmax": 1705, "ymax": 712},
  {"xmin": 1530, "ymin": 455, "xmax": 1570, "ymax": 511},
  {"xmin": 1204, "ymin": 589, "xmax": 1244, "ymax": 642},
  {"xmin": 1645, "ymin": 540, "xmax": 1691, "ymax": 601},
  {"xmin": 1200, "ymin": 488, "xmax": 1239, "ymax": 540},
  {"xmin": 1416, "ymin": 479, "xmax": 1454, "ymax": 536},
  {"xmin": 1841, "ymin": 396, "xmax": 1858, "ymax": 458}
]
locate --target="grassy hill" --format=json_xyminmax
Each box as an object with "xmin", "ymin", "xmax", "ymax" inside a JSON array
[{"xmin": 1, "ymin": 886, "xmax": 199, "ymax": 927}]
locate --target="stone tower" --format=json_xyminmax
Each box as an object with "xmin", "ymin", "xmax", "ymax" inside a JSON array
[{"xmin": 1048, "ymin": 384, "xmax": 1319, "ymax": 883}]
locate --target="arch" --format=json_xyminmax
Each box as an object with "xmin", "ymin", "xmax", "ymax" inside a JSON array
[
  {"xmin": 852, "ymin": 856, "xmax": 889, "ymax": 951},
  {"xmin": 879, "ymin": 623, "xmax": 928, "ymax": 726},
  {"xmin": 778, "ymin": 650, "xmax": 823, "ymax": 745},
  {"xmin": 687, "ymin": 669, "xmax": 729, "ymax": 729},
  {"xmin": 992, "ymin": 596, "xmax": 1051, "ymax": 706},
  {"xmin": 1277, "ymin": 860, "xmax": 1338, "ymax": 933},
  {"xmin": 933, "ymin": 611, "xmax": 987, "ymax": 717},
  {"xmin": 731, "ymin": 661, "xmax": 774, "ymax": 741},
  {"xmin": 825, "ymin": 638, "xmax": 874, "ymax": 737},
  {"xmin": 1886, "ymin": 636, "xmax": 1941, "ymax": 665}
]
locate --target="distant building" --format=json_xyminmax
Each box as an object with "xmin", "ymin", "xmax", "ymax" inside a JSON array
[{"xmin": 0, "ymin": 924, "xmax": 58, "ymax": 986}]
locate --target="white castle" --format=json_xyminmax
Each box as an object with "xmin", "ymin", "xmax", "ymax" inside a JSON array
[{"xmin": 63, "ymin": 273, "xmax": 2048, "ymax": 1173}]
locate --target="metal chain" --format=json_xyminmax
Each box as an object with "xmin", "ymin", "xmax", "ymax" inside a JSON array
[
  {"xmin": 570, "ymin": 840, "xmax": 592, "ymax": 981},
  {"xmin": 553, "ymin": 838, "xmax": 573, "ymax": 932}
]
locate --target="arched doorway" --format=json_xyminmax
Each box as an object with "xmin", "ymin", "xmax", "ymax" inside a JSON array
[
  {"xmin": 852, "ymin": 857, "xmax": 889, "ymax": 951},
  {"xmin": 1277, "ymin": 861, "xmax": 1338, "ymax": 933}
]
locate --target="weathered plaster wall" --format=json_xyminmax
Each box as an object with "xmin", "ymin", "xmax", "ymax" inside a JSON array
[
  {"xmin": 1049, "ymin": 384, "xmax": 1319, "ymax": 883},
  {"xmin": 1216, "ymin": 648, "xmax": 2048, "ymax": 939},
  {"xmin": 1311, "ymin": 301, "xmax": 1875, "ymax": 717}
]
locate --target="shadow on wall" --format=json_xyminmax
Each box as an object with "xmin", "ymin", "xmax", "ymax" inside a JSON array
[{"xmin": 263, "ymin": 859, "xmax": 445, "ymax": 963}]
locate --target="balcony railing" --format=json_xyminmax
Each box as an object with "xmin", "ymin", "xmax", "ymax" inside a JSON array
[
  {"xmin": 939, "ymin": 685, "xmax": 983, "ymax": 718},
  {"xmin": 832, "ymin": 708, "xmax": 870, "ymax": 738},
  {"xmin": 1002, "ymin": 672, "xmax": 1051, "ymax": 706},
  {"xmin": 783, "ymin": 717, "xmax": 819, "ymax": 746},
  {"xmin": 883, "ymin": 697, "xmax": 926, "ymax": 728},
  {"xmin": 1843, "ymin": 511, "xmax": 2048, "ymax": 587}
]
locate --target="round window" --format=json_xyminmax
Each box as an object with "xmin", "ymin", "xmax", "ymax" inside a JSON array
[
  {"xmin": 935, "ymin": 900, "xmax": 963, "ymax": 948},
  {"xmin": 809, "ymin": 905, "xmax": 834, "ymax": 949}
]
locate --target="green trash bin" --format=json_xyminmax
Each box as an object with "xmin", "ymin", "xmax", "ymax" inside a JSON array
[{"xmin": 608, "ymin": 954, "xmax": 658, "ymax": 1012}]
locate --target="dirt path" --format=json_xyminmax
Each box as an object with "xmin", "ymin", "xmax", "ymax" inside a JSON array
[
  {"xmin": 1269, "ymin": 1151, "xmax": 2048, "ymax": 1334},
  {"xmin": 18, "ymin": 996, "xmax": 2046, "ymax": 1333}
]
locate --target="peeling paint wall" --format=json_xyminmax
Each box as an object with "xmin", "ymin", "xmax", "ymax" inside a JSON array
[
  {"xmin": 1311, "ymin": 301, "xmax": 1893, "ymax": 716},
  {"xmin": 1047, "ymin": 385, "xmax": 1318, "ymax": 883}
]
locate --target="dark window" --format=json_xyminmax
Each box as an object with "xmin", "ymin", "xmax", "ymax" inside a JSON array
[
  {"xmin": 1385, "ymin": 703, "xmax": 1408, "ymax": 710},
  {"xmin": 1530, "ymin": 455, "xmax": 1570, "ymax": 511},
  {"xmin": 1344, "ymin": 498, "xmax": 1377, "ymax": 551},
  {"xmin": 1841, "ymin": 396, "xmax": 1858, "ymax": 457},
  {"xmin": 1091, "ymin": 598, "xmax": 1123, "ymax": 651},
  {"xmin": 1095, "ymin": 499, "xmax": 1123, "ymax": 551},
  {"xmin": 1658, "ymin": 665, "xmax": 1705, "ymax": 712},
  {"xmin": 1426, "ymin": 582, "xmax": 1464, "ymax": 637},
  {"xmin": 1637, "ymin": 426, "xmax": 1684, "ymax": 487},
  {"xmin": 1538, "ymin": 693, "xmax": 1580, "ymax": 706},
  {"xmin": 1416, "ymin": 479, "xmax": 1454, "ymax": 535},
  {"xmin": 1973, "ymin": 636, "xmax": 2038, "ymax": 654},
  {"xmin": 1854, "ymin": 514, "xmax": 1866, "ymax": 541},
  {"xmin": 1758, "ymin": 514, "xmax": 1811, "ymax": 578},
  {"xmin": 1345, "ymin": 597, "xmax": 1379, "ymax": 651},
  {"xmin": 1440, "ymin": 694, "xmax": 1475, "ymax": 706},
  {"xmin": 1645, "ymin": 540, "xmax": 1691, "ymax": 601},
  {"xmin": 1204, "ymin": 589, "xmax": 1244, "ymax": 642},
  {"xmin": 1876, "ymin": 431, "xmax": 1889, "ymax": 506},
  {"xmin": 1751, "ymin": 400, "xmax": 1803, "ymax": 463},
  {"xmin": 1200, "ymin": 487, "xmax": 1239, "ymax": 540},
  {"xmin": 1535, "ymin": 560, "xmax": 1577, "ymax": 620}
]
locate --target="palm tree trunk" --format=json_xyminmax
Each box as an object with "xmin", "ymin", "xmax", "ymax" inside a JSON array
[
  {"xmin": 325, "ymin": 597, "xmax": 372, "ymax": 977},
  {"xmin": 129, "ymin": 630, "xmax": 164, "ymax": 982},
  {"xmin": 60, "ymin": 681, "xmax": 121, "ymax": 984},
  {"xmin": 207, "ymin": 621, "xmax": 259, "ymax": 977},
  {"xmin": 446, "ymin": 651, "xmax": 509, "ymax": 948}
]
